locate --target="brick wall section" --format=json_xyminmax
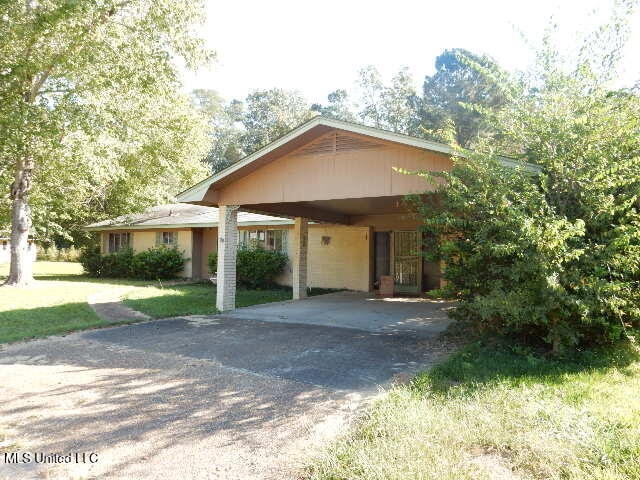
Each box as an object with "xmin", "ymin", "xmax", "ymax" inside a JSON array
[
  {"xmin": 216, "ymin": 205, "xmax": 239, "ymax": 311},
  {"xmin": 292, "ymin": 217, "xmax": 308, "ymax": 299}
]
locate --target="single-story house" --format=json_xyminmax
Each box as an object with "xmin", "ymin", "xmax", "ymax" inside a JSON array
[
  {"xmin": 84, "ymin": 203, "xmax": 409, "ymax": 292},
  {"xmin": 87, "ymin": 117, "xmax": 536, "ymax": 311},
  {"xmin": 174, "ymin": 116, "xmax": 536, "ymax": 311}
]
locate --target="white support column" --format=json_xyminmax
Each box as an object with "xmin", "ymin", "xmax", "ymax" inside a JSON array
[
  {"xmin": 292, "ymin": 217, "xmax": 309, "ymax": 300},
  {"xmin": 216, "ymin": 205, "xmax": 239, "ymax": 311}
]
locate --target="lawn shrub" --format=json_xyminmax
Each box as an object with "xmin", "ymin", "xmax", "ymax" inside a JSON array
[
  {"xmin": 208, "ymin": 248, "xmax": 287, "ymax": 289},
  {"xmin": 130, "ymin": 246, "xmax": 185, "ymax": 280},
  {"xmin": 78, "ymin": 245, "xmax": 103, "ymax": 276},
  {"xmin": 80, "ymin": 246, "xmax": 185, "ymax": 279},
  {"xmin": 97, "ymin": 248, "xmax": 134, "ymax": 278}
]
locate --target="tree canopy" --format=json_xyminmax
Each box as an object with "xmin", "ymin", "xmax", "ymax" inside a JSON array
[{"xmin": 1, "ymin": 0, "xmax": 212, "ymax": 284}]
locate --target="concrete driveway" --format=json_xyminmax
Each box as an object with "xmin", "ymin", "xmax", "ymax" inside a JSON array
[
  {"xmin": 0, "ymin": 295, "xmax": 455, "ymax": 480},
  {"xmin": 225, "ymin": 291, "xmax": 455, "ymax": 336}
]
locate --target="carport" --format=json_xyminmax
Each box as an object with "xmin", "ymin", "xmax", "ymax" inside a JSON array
[{"xmin": 178, "ymin": 117, "xmax": 465, "ymax": 311}]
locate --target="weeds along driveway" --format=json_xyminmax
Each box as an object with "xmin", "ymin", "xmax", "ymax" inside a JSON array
[{"xmin": 0, "ymin": 313, "xmax": 455, "ymax": 480}]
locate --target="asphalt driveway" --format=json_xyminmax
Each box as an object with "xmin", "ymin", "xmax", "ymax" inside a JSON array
[{"xmin": 0, "ymin": 300, "xmax": 454, "ymax": 480}]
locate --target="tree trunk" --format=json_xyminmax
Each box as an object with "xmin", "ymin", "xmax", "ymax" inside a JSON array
[{"xmin": 4, "ymin": 157, "xmax": 34, "ymax": 287}]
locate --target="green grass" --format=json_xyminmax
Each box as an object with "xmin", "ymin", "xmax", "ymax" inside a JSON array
[
  {"xmin": 0, "ymin": 262, "xmax": 151, "ymax": 343},
  {"xmin": 0, "ymin": 260, "xmax": 84, "ymax": 278},
  {"xmin": 308, "ymin": 336, "xmax": 640, "ymax": 480},
  {"xmin": 123, "ymin": 283, "xmax": 293, "ymax": 318},
  {"xmin": 0, "ymin": 262, "xmax": 302, "ymax": 343}
]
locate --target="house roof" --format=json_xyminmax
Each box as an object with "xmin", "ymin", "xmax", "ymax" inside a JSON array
[
  {"xmin": 177, "ymin": 116, "xmax": 541, "ymax": 203},
  {"xmin": 84, "ymin": 204, "xmax": 292, "ymax": 231}
]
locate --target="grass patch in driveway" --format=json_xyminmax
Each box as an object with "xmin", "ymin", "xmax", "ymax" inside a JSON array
[
  {"xmin": 122, "ymin": 283, "xmax": 293, "ymax": 318},
  {"xmin": 307, "ymin": 337, "xmax": 640, "ymax": 480}
]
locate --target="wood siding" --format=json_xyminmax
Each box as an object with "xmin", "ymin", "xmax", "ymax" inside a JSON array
[{"xmin": 215, "ymin": 131, "xmax": 451, "ymax": 206}]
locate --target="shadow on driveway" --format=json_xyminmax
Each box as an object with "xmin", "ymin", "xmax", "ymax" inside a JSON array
[{"xmin": 0, "ymin": 313, "xmax": 455, "ymax": 479}]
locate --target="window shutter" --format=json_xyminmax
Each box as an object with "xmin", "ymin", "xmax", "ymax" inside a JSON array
[
  {"xmin": 174, "ymin": 231, "xmax": 178, "ymax": 246},
  {"xmin": 103, "ymin": 233, "xmax": 108, "ymax": 254},
  {"xmin": 155, "ymin": 232, "xmax": 162, "ymax": 246}
]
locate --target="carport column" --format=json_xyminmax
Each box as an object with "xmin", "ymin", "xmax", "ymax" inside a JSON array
[
  {"xmin": 292, "ymin": 217, "xmax": 309, "ymax": 300},
  {"xmin": 216, "ymin": 205, "xmax": 240, "ymax": 311}
]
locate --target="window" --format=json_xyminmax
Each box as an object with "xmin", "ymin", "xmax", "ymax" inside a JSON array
[
  {"xmin": 266, "ymin": 230, "xmax": 287, "ymax": 253},
  {"xmin": 157, "ymin": 231, "xmax": 177, "ymax": 246},
  {"xmin": 108, "ymin": 232, "xmax": 131, "ymax": 253},
  {"xmin": 238, "ymin": 229, "xmax": 287, "ymax": 253}
]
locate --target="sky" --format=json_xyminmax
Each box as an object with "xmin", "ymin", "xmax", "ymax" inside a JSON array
[{"xmin": 182, "ymin": 0, "xmax": 640, "ymax": 104}]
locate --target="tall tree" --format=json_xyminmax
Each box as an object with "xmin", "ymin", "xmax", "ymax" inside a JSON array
[
  {"xmin": 0, "ymin": 0, "xmax": 212, "ymax": 285},
  {"xmin": 311, "ymin": 89, "xmax": 356, "ymax": 122},
  {"xmin": 356, "ymin": 66, "xmax": 417, "ymax": 133},
  {"xmin": 240, "ymin": 88, "xmax": 316, "ymax": 154},
  {"xmin": 412, "ymin": 48, "xmax": 506, "ymax": 147},
  {"xmin": 191, "ymin": 89, "xmax": 244, "ymax": 173}
]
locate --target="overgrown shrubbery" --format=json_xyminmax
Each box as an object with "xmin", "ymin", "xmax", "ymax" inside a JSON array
[
  {"xmin": 208, "ymin": 248, "xmax": 288, "ymax": 289},
  {"xmin": 80, "ymin": 246, "xmax": 185, "ymax": 280},
  {"xmin": 412, "ymin": 26, "xmax": 640, "ymax": 352}
]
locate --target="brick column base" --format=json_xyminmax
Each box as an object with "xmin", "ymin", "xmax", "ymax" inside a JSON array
[
  {"xmin": 292, "ymin": 217, "xmax": 308, "ymax": 300},
  {"xmin": 216, "ymin": 205, "xmax": 239, "ymax": 311}
]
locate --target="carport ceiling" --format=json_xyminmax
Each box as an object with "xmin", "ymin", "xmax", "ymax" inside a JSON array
[{"xmin": 243, "ymin": 195, "xmax": 416, "ymax": 224}]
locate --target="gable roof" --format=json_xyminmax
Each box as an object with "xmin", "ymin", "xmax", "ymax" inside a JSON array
[
  {"xmin": 177, "ymin": 116, "xmax": 540, "ymax": 203},
  {"xmin": 85, "ymin": 203, "xmax": 292, "ymax": 231}
]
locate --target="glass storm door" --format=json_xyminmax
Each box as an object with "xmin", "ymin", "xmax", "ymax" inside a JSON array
[{"xmin": 393, "ymin": 231, "xmax": 420, "ymax": 294}]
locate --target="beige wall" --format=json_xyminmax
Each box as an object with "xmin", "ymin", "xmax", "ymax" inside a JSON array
[
  {"xmin": 273, "ymin": 224, "xmax": 371, "ymax": 291},
  {"xmin": 351, "ymin": 213, "xmax": 422, "ymax": 231},
  {"xmin": 197, "ymin": 224, "xmax": 372, "ymax": 291},
  {"xmin": 101, "ymin": 228, "xmax": 193, "ymax": 278},
  {"xmin": 214, "ymin": 132, "xmax": 451, "ymax": 206},
  {"xmin": 308, "ymin": 225, "xmax": 371, "ymax": 291}
]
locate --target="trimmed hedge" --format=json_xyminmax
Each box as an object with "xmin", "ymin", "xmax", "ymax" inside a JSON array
[
  {"xmin": 80, "ymin": 245, "xmax": 185, "ymax": 280},
  {"xmin": 208, "ymin": 248, "xmax": 288, "ymax": 289}
]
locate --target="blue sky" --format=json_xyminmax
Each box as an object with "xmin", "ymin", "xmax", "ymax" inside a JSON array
[{"xmin": 182, "ymin": 0, "xmax": 640, "ymax": 103}]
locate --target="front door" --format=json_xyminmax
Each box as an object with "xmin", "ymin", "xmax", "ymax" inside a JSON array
[
  {"xmin": 393, "ymin": 230, "xmax": 420, "ymax": 294},
  {"xmin": 374, "ymin": 231, "xmax": 391, "ymax": 286}
]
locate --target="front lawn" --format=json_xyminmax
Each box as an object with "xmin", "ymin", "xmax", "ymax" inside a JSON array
[
  {"xmin": 0, "ymin": 262, "xmax": 152, "ymax": 343},
  {"xmin": 308, "ymin": 337, "xmax": 640, "ymax": 480},
  {"xmin": 123, "ymin": 283, "xmax": 293, "ymax": 318},
  {"xmin": 0, "ymin": 262, "xmax": 299, "ymax": 344}
]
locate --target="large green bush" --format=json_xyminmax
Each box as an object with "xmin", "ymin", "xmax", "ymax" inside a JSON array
[
  {"xmin": 412, "ymin": 32, "xmax": 640, "ymax": 352},
  {"xmin": 130, "ymin": 246, "xmax": 185, "ymax": 280},
  {"xmin": 78, "ymin": 245, "xmax": 104, "ymax": 277},
  {"xmin": 208, "ymin": 248, "xmax": 288, "ymax": 289},
  {"xmin": 79, "ymin": 247, "xmax": 134, "ymax": 278},
  {"xmin": 80, "ymin": 246, "xmax": 185, "ymax": 280}
]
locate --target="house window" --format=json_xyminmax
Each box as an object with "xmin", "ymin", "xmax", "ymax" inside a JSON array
[
  {"xmin": 239, "ymin": 230, "xmax": 265, "ymax": 249},
  {"xmin": 108, "ymin": 232, "xmax": 131, "ymax": 253},
  {"xmin": 266, "ymin": 230, "xmax": 287, "ymax": 253},
  {"xmin": 239, "ymin": 229, "xmax": 287, "ymax": 252},
  {"xmin": 157, "ymin": 231, "xmax": 178, "ymax": 246}
]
